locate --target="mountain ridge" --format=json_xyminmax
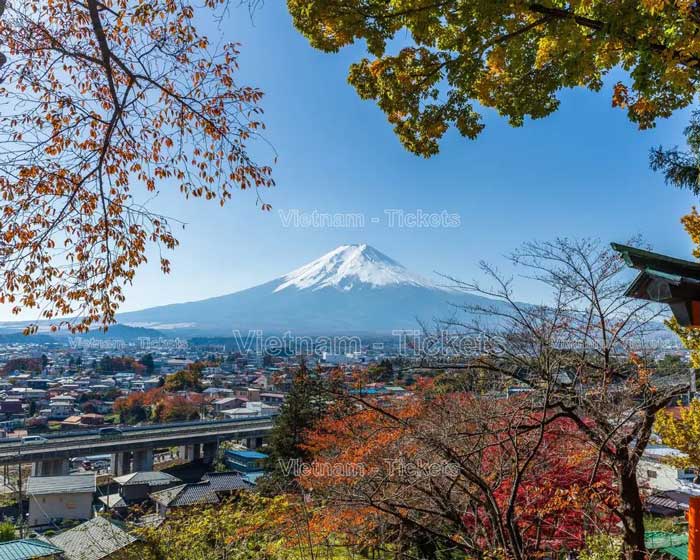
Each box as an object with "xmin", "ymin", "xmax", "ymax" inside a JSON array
[{"xmin": 115, "ymin": 244, "xmax": 484, "ymax": 334}]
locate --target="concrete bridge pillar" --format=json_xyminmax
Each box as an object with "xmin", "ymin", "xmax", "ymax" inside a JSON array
[
  {"xmin": 245, "ymin": 437, "xmax": 263, "ymax": 450},
  {"xmin": 110, "ymin": 451, "xmax": 131, "ymax": 476},
  {"xmin": 202, "ymin": 442, "xmax": 218, "ymax": 464},
  {"xmin": 132, "ymin": 449, "xmax": 154, "ymax": 472},
  {"xmin": 31, "ymin": 458, "xmax": 69, "ymax": 477},
  {"xmin": 179, "ymin": 444, "xmax": 201, "ymax": 463}
]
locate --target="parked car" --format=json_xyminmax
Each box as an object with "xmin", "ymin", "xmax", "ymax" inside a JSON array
[
  {"xmin": 98, "ymin": 427, "xmax": 123, "ymax": 438},
  {"xmin": 92, "ymin": 459, "xmax": 109, "ymax": 470},
  {"xmin": 21, "ymin": 435, "xmax": 48, "ymax": 445}
]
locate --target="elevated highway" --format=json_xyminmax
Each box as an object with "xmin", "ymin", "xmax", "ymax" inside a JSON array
[{"xmin": 0, "ymin": 416, "xmax": 275, "ymax": 476}]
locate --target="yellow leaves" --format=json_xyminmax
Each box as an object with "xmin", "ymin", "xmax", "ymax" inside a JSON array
[
  {"xmin": 641, "ymin": 0, "xmax": 694, "ymax": 15},
  {"xmin": 535, "ymin": 37, "xmax": 557, "ymax": 70},
  {"xmin": 667, "ymin": 206, "xmax": 700, "ymax": 365},
  {"xmin": 487, "ymin": 47, "xmax": 506, "ymax": 75},
  {"xmin": 630, "ymin": 97, "xmax": 657, "ymax": 125},
  {"xmin": 655, "ymin": 400, "xmax": 700, "ymax": 468},
  {"xmin": 641, "ymin": 0, "xmax": 669, "ymax": 14},
  {"xmin": 682, "ymin": 207, "xmax": 700, "ymax": 259}
]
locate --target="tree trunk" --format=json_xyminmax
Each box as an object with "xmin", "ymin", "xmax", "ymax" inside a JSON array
[{"xmin": 619, "ymin": 466, "xmax": 646, "ymax": 560}]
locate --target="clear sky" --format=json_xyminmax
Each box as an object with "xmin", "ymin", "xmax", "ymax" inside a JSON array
[{"xmin": 2, "ymin": 3, "xmax": 698, "ymax": 321}]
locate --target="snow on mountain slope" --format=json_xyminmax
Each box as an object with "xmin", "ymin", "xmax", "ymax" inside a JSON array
[
  {"xmin": 115, "ymin": 244, "xmax": 487, "ymax": 333},
  {"xmin": 273, "ymin": 244, "xmax": 438, "ymax": 292}
]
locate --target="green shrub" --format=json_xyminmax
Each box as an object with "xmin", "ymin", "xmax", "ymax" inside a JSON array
[
  {"xmin": 0, "ymin": 521, "xmax": 16, "ymax": 542},
  {"xmin": 579, "ymin": 534, "xmax": 623, "ymax": 560}
]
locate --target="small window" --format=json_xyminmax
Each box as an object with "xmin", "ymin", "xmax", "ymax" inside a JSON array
[{"xmin": 647, "ymin": 470, "xmax": 658, "ymax": 479}]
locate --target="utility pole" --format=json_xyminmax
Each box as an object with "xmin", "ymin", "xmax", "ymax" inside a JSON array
[
  {"xmin": 691, "ymin": 367, "xmax": 697, "ymax": 401},
  {"xmin": 16, "ymin": 447, "xmax": 23, "ymax": 538}
]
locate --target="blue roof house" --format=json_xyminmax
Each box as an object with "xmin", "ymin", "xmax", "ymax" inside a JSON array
[{"xmin": 224, "ymin": 449, "xmax": 268, "ymax": 474}]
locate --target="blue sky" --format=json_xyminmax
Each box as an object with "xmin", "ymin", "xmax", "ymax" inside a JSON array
[
  {"xmin": 111, "ymin": 3, "xmax": 700, "ymax": 311},
  {"xmin": 3, "ymin": 3, "xmax": 698, "ymax": 321}
]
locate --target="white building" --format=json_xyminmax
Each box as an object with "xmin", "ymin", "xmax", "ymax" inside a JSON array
[
  {"xmin": 222, "ymin": 401, "xmax": 278, "ymax": 419},
  {"xmin": 26, "ymin": 472, "xmax": 96, "ymax": 526},
  {"xmin": 637, "ymin": 445, "xmax": 697, "ymax": 492},
  {"xmin": 48, "ymin": 395, "xmax": 76, "ymax": 419}
]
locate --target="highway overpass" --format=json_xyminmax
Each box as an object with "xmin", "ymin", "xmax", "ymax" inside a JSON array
[{"xmin": 0, "ymin": 416, "xmax": 275, "ymax": 476}]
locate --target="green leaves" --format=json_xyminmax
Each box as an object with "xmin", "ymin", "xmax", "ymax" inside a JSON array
[{"xmin": 288, "ymin": 0, "xmax": 700, "ymax": 155}]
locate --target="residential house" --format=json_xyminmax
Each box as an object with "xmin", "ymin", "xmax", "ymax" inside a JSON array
[
  {"xmin": 646, "ymin": 489, "xmax": 695, "ymax": 517},
  {"xmin": 107, "ymin": 471, "xmax": 181, "ymax": 504},
  {"xmin": 26, "ymin": 472, "xmax": 96, "ymax": 526},
  {"xmin": 224, "ymin": 449, "xmax": 267, "ymax": 475},
  {"xmin": 130, "ymin": 377, "xmax": 161, "ymax": 392},
  {"xmin": 212, "ymin": 397, "xmax": 244, "ymax": 414},
  {"xmin": 48, "ymin": 516, "xmax": 138, "ymax": 560},
  {"xmin": 9, "ymin": 387, "xmax": 48, "ymax": 402},
  {"xmin": 150, "ymin": 472, "xmax": 251, "ymax": 517},
  {"xmin": 0, "ymin": 399, "xmax": 24, "ymax": 420},
  {"xmin": 231, "ymin": 387, "xmax": 260, "ymax": 401},
  {"xmin": 80, "ymin": 400, "xmax": 112, "ymax": 415},
  {"xmin": 60, "ymin": 413, "xmax": 105, "ymax": 430},
  {"xmin": 638, "ymin": 446, "xmax": 697, "ymax": 492},
  {"xmin": 221, "ymin": 401, "xmax": 277, "ymax": 419},
  {"xmin": 0, "ymin": 539, "xmax": 63, "ymax": 560},
  {"xmin": 26, "ymin": 379, "xmax": 50, "ymax": 391},
  {"xmin": 48, "ymin": 395, "xmax": 76, "ymax": 420},
  {"xmin": 259, "ymin": 392, "xmax": 285, "ymax": 406}
]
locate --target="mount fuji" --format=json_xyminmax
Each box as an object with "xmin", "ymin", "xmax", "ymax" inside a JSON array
[{"xmin": 116, "ymin": 244, "xmax": 495, "ymax": 334}]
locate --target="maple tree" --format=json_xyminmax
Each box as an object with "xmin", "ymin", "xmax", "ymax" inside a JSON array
[
  {"xmin": 113, "ymin": 389, "xmax": 150, "ymax": 424},
  {"xmin": 302, "ymin": 389, "xmax": 617, "ymax": 559},
  {"xmin": 151, "ymin": 391, "xmax": 203, "ymax": 422},
  {"xmin": 287, "ymin": 0, "xmax": 700, "ymax": 156},
  {"xmin": 98, "ymin": 355, "xmax": 144, "ymax": 374},
  {"xmin": 0, "ymin": 0, "xmax": 274, "ymax": 333},
  {"xmin": 114, "ymin": 386, "xmax": 205, "ymax": 424},
  {"xmin": 163, "ymin": 362, "xmax": 205, "ymax": 392},
  {"xmin": 1, "ymin": 357, "xmax": 43, "ymax": 376},
  {"xmin": 427, "ymin": 238, "xmax": 687, "ymax": 560}
]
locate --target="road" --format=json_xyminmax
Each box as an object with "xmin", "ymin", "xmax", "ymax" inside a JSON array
[{"xmin": 0, "ymin": 416, "xmax": 275, "ymax": 465}]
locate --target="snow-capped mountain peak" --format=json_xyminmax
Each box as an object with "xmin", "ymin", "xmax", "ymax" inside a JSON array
[{"xmin": 273, "ymin": 244, "xmax": 435, "ymax": 293}]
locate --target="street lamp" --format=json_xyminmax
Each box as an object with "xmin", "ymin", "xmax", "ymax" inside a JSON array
[{"xmin": 612, "ymin": 242, "xmax": 700, "ymax": 328}]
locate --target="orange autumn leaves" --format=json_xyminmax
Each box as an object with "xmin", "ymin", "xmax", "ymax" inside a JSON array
[
  {"xmin": 0, "ymin": 0, "xmax": 274, "ymax": 332},
  {"xmin": 296, "ymin": 390, "xmax": 617, "ymax": 557}
]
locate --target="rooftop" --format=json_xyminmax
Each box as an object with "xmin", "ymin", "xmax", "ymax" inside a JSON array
[
  {"xmin": 202, "ymin": 472, "xmax": 254, "ymax": 491},
  {"xmin": 49, "ymin": 516, "xmax": 136, "ymax": 560},
  {"xmin": 645, "ymin": 531, "xmax": 688, "ymax": 560},
  {"xmin": 27, "ymin": 472, "xmax": 96, "ymax": 496},
  {"xmin": 97, "ymin": 494, "xmax": 127, "ymax": 509},
  {"xmin": 113, "ymin": 471, "xmax": 180, "ymax": 487},
  {"xmin": 0, "ymin": 539, "xmax": 63, "ymax": 560},
  {"xmin": 150, "ymin": 474, "xmax": 251, "ymax": 507},
  {"xmin": 225, "ymin": 449, "xmax": 268, "ymax": 460}
]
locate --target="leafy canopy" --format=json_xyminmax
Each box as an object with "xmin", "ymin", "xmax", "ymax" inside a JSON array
[
  {"xmin": 655, "ymin": 399, "xmax": 700, "ymax": 469},
  {"xmin": 288, "ymin": 0, "xmax": 700, "ymax": 156},
  {"xmin": 0, "ymin": 0, "xmax": 274, "ymax": 333}
]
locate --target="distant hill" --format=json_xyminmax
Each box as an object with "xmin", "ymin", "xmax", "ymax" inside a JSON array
[
  {"xmin": 0, "ymin": 332, "xmax": 58, "ymax": 345},
  {"xmin": 71, "ymin": 324, "xmax": 166, "ymax": 341},
  {"xmin": 0, "ymin": 323, "xmax": 166, "ymax": 345}
]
